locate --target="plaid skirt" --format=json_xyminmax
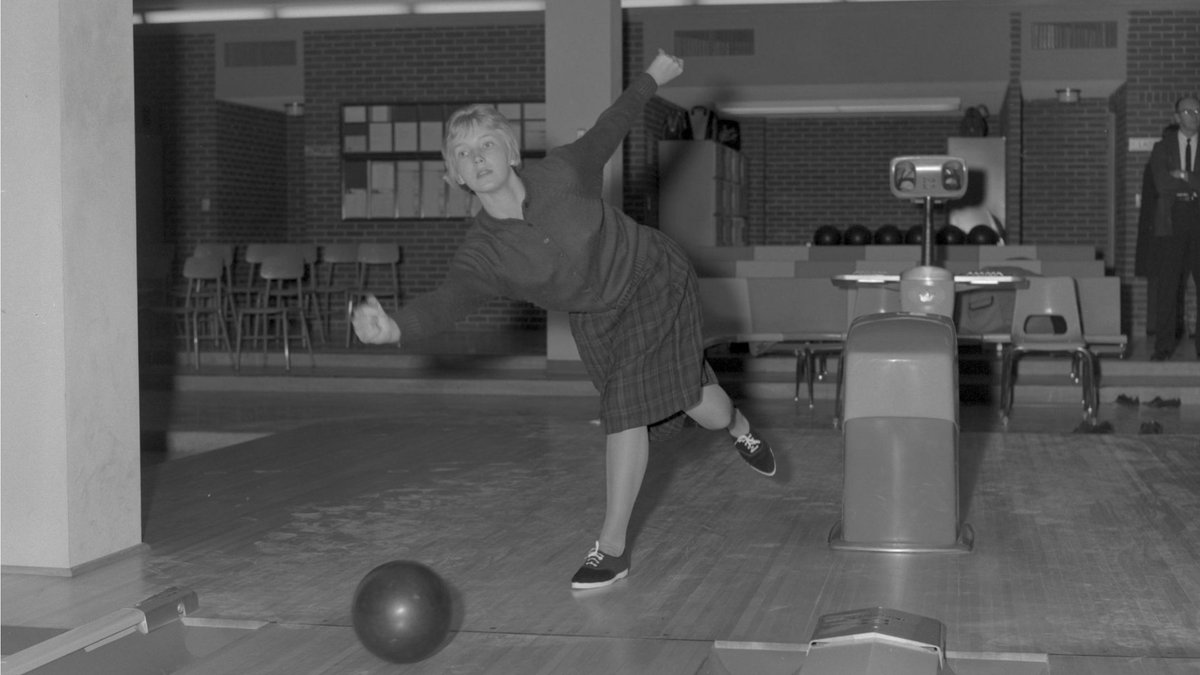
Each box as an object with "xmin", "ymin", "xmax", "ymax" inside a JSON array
[{"xmin": 570, "ymin": 233, "xmax": 716, "ymax": 434}]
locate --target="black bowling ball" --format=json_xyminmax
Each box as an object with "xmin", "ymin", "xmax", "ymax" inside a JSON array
[
  {"xmin": 967, "ymin": 225, "xmax": 1000, "ymax": 245},
  {"xmin": 874, "ymin": 224, "xmax": 904, "ymax": 245},
  {"xmin": 843, "ymin": 224, "xmax": 873, "ymax": 246},
  {"xmin": 905, "ymin": 224, "xmax": 925, "ymax": 245},
  {"xmin": 813, "ymin": 225, "xmax": 842, "ymax": 246},
  {"xmin": 936, "ymin": 225, "xmax": 966, "ymax": 245},
  {"xmin": 352, "ymin": 561, "xmax": 453, "ymax": 664}
]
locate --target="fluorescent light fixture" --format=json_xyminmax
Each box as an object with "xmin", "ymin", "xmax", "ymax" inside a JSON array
[
  {"xmin": 142, "ymin": 8, "xmax": 274, "ymax": 23},
  {"xmin": 413, "ymin": 0, "xmax": 544, "ymax": 12},
  {"xmin": 697, "ymin": 0, "xmax": 836, "ymax": 4},
  {"xmin": 276, "ymin": 3, "xmax": 410, "ymax": 18},
  {"xmin": 622, "ymin": 0, "xmax": 692, "ymax": 7},
  {"xmin": 718, "ymin": 97, "xmax": 961, "ymax": 116}
]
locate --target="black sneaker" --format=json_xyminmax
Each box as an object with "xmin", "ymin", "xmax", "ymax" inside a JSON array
[
  {"xmin": 570, "ymin": 541, "xmax": 630, "ymax": 590},
  {"xmin": 734, "ymin": 429, "xmax": 776, "ymax": 477}
]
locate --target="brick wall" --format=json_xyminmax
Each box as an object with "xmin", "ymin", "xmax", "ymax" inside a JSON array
[
  {"xmin": 1018, "ymin": 99, "xmax": 1111, "ymax": 250},
  {"xmin": 742, "ymin": 116, "xmax": 963, "ymax": 245},
  {"xmin": 134, "ymin": 10, "xmax": 1200, "ymax": 340},
  {"xmin": 135, "ymin": 33, "xmax": 217, "ymax": 249},
  {"xmin": 216, "ymin": 101, "xmax": 288, "ymax": 242},
  {"xmin": 1002, "ymin": 12, "xmax": 1023, "ymax": 244}
]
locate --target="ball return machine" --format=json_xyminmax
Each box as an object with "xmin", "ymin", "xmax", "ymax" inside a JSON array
[
  {"xmin": 710, "ymin": 159, "xmax": 1037, "ymax": 675},
  {"xmin": 828, "ymin": 156, "xmax": 1023, "ymax": 554}
]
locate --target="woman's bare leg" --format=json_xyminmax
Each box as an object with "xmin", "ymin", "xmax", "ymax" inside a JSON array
[
  {"xmin": 598, "ymin": 426, "xmax": 649, "ymax": 556},
  {"xmin": 684, "ymin": 383, "xmax": 748, "ymax": 436}
]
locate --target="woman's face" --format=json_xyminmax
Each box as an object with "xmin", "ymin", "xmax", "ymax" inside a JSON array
[{"xmin": 448, "ymin": 124, "xmax": 515, "ymax": 195}]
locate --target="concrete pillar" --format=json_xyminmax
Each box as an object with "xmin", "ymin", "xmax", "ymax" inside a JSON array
[
  {"xmin": 2, "ymin": 0, "xmax": 143, "ymax": 573},
  {"xmin": 543, "ymin": 0, "xmax": 622, "ymax": 371}
]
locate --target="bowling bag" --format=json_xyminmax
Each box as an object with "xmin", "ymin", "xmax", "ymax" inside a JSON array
[
  {"xmin": 956, "ymin": 266, "xmax": 1036, "ymax": 335},
  {"xmin": 957, "ymin": 290, "xmax": 1013, "ymax": 334}
]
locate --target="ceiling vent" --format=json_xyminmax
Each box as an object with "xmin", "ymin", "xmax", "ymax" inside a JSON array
[
  {"xmin": 673, "ymin": 29, "xmax": 755, "ymax": 58},
  {"xmin": 224, "ymin": 40, "xmax": 298, "ymax": 67},
  {"xmin": 1030, "ymin": 21, "xmax": 1117, "ymax": 50}
]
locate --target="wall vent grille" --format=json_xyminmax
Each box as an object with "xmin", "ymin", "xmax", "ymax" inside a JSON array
[
  {"xmin": 674, "ymin": 29, "xmax": 755, "ymax": 58},
  {"xmin": 224, "ymin": 40, "xmax": 298, "ymax": 67},
  {"xmin": 1030, "ymin": 21, "xmax": 1117, "ymax": 50}
]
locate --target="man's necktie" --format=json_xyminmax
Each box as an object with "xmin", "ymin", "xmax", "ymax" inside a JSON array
[{"xmin": 1187, "ymin": 138, "xmax": 1193, "ymax": 173}]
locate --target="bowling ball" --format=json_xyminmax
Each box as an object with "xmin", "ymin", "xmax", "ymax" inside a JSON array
[
  {"xmin": 873, "ymin": 224, "xmax": 903, "ymax": 245},
  {"xmin": 813, "ymin": 225, "xmax": 842, "ymax": 246},
  {"xmin": 352, "ymin": 560, "xmax": 452, "ymax": 664},
  {"xmin": 905, "ymin": 224, "xmax": 925, "ymax": 245},
  {"xmin": 843, "ymin": 224, "xmax": 873, "ymax": 246},
  {"xmin": 935, "ymin": 225, "xmax": 966, "ymax": 245},
  {"xmin": 967, "ymin": 224, "xmax": 1000, "ymax": 245}
]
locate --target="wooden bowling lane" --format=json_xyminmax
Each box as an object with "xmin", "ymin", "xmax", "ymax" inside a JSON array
[
  {"xmin": 170, "ymin": 623, "xmax": 714, "ymax": 674},
  {"xmin": 5, "ymin": 392, "xmax": 1200, "ymax": 673}
]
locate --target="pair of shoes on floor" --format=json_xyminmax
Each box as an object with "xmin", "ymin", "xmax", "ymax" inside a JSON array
[
  {"xmin": 1139, "ymin": 420, "xmax": 1164, "ymax": 435},
  {"xmin": 1145, "ymin": 396, "xmax": 1181, "ymax": 408},
  {"xmin": 1150, "ymin": 350, "xmax": 1173, "ymax": 361},
  {"xmin": 734, "ymin": 428, "xmax": 777, "ymax": 477},
  {"xmin": 571, "ymin": 541, "xmax": 630, "ymax": 590},
  {"xmin": 1116, "ymin": 394, "xmax": 1140, "ymax": 406}
]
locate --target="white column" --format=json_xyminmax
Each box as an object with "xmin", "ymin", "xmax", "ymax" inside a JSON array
[
  {"xmin": 543, "ymin": 0, "xmax": 623, "ymax": 370},
  {"xmin": 2, "ymin": 0, "xmax": 143, "ymax": 572}
]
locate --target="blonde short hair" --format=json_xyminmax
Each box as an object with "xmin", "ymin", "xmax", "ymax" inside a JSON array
[{"xmin": 442, "ymin": 104, "xmax": 521, "ymax": 185}]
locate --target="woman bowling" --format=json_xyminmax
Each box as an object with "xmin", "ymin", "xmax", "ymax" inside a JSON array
[{"xmin": 351, "ymin": 49, "xmax": 777, "ymax": 590}]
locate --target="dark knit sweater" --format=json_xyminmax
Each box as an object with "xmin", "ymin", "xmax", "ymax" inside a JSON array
[{"xmin": 394, "ymin": 73, "xmax": 662, "ymax": 342}]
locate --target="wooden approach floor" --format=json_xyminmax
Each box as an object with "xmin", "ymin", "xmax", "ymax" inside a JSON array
[{"xmin": 4, "ymin": 392, "xmax": 1200, "ymax": 674}]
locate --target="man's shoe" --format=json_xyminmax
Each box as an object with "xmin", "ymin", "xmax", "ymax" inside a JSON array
[
  {"xmin": 570, "ymin": 541, "xmax": 630, "ymax": 590},
  {"xmin": 1150, "ymin": 350, "xmax": 1172, "ymax": 361},
  {"xmin": 734, "ymin": 429, "xmax": 777, "ymax": 477}
]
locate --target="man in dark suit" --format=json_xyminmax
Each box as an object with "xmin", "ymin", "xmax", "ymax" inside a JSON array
[
  {"xmin": 1135, "ymin": 130, "xmax": 1187, "ymax": 347},
  {"xmin": 1146, "ymin": 95, "xmax": 1200, "ymax": 361}
]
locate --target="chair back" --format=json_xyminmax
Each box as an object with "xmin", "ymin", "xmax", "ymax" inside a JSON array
[
  {"xmin": 357, "ymin": 243, "xmax": 401, "ymax": 265},
  {"xmin": 280, "ymin": 242, "xmax": 319, "ymax": 265},
  {"xmin": 322, "ymin": 243, "xmax": 359, "ymax": 264},
  {"xmin": 356, "ymin": 243, "xmax": 402, "ymax": 308},
  {"xmin": 192, "ymin": 243, "xmax": 235, "ymax": 284},
  {"xmin": 239, "ymin": 243, "xmax": 287, "ymax": 288},
  {"xmin": 180, "ymin": 254, "xmax": 226, "ymax": 309},
  {"xmin": 1010, "ymin": 276, "xmax": 1085, "ymax": 349},
  {"xmin": 183, "ymin": 253, "xmax": 225, "ymax": 281},
  {"xmin": 193, "ymin": 243, "xmax": 234, "ymax": 266},
  {"xmin": 320, "ymin": 243, "xmax": 359, "ymax": 290},
  {"xmin": 259, "ymin": 250, "xmax": 307, "ymax": 282}
]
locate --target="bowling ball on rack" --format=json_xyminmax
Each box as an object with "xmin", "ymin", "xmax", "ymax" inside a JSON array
[
  {"xmin": 905, "ymin": 224, "xmax": 925, "ymax": 245},
  {"xmin": 967, "ymin": 225, "xmax": 1000, "ymax": 245},
  {"xmin": 352, "ymin": 560, "xmax": 453, "ymax": 664},
  {"xmin": 936, "ymin": 225, "xmax": 966, "ymax": 245},
  {"xmin": 813, "ymin": 225, "xmax": 842, "ymax": 246},
  {"xmin": 873, "ymin": 224, "xmax": 904, "ymax": 245},
  {"xmin": 843, "ymin": 224, "xmax": 873, "ymax": 246}
]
